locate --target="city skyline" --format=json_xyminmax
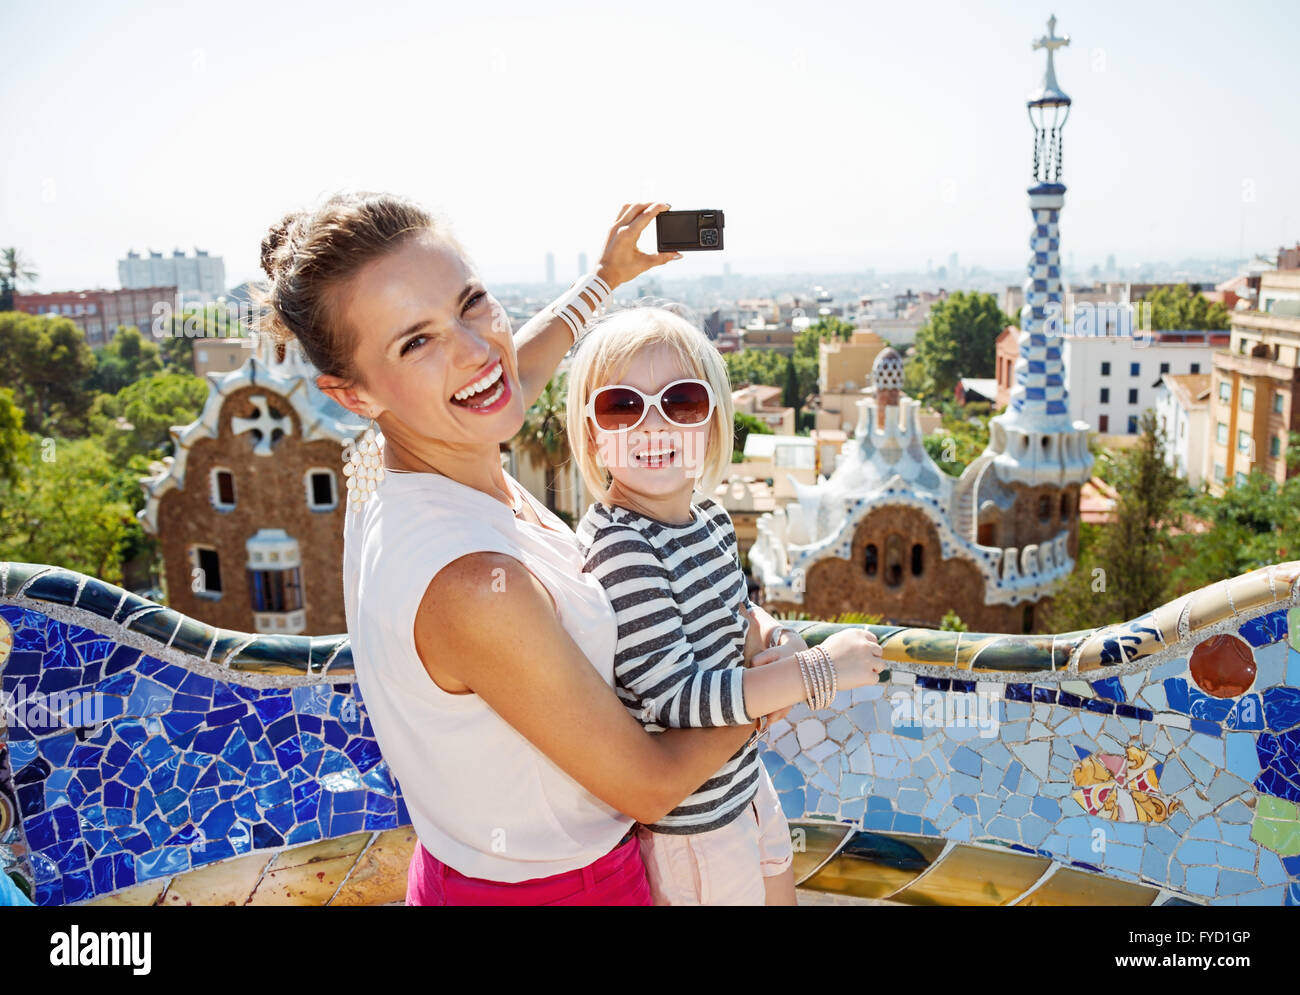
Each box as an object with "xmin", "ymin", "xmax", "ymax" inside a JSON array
[{"xmin": 3, "ymin": 0, "xmax": 1297, "ymax": 292}]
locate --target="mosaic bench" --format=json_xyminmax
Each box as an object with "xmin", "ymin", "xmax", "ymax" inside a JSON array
[{"xmin": 2, "ymin": 559, "xmax": 1298, "ymax": 906}]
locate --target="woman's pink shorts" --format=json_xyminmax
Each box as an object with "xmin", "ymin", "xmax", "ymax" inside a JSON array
[{"xmin": 405, "ymin": 830, "xmax": 652, "ymax": 906}]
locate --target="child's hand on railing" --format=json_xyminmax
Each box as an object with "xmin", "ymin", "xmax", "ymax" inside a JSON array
[{"xmin": 815, "ymin": 628, "xmax": 886, "ymax": 690}]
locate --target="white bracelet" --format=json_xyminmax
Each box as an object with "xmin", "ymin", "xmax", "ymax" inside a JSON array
[{"xmin": 551, "ymin": 271, "xmax": 613, "ymax": 344}]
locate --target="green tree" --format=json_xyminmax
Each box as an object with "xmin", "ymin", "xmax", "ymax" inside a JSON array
[
  {"xmin": 782, "ymin": 354, "xmax": 799, "ymax": 410},
  {"xmin": 0, "ymin": 312, "xmax": 97, "ymax": 435},
  {"xmin": 0, "ymin": 437, "xmax": 140, "ymax": 584},
  {"xmin": 923, "ymin": 410, "xmax": 992, "ymax": 478},
  {"xmin": 1169, "ymin": 467, "xmax": 1300, "ymax": 595},
  {"xmin": 939, "ymin": 609, "xmax": 968, "ymax": 632},
  {"xmin": 1043, "ymin": 411, "xmax": 1186, "ymax": 631},
  {"xmin": 1140, "ymin": 283, "xmax": 1231, "ymax": 332},
  {"xmin": 0, "ymin": 248, "xmax": 38, "ymax": 312},
  {"xmin": 794, "ymin": 316, "xmax": 855, "ymax": 360},
  {"xmin": 517, "ymin": 373, "xmax": 568, "ymax": 511},
  {"xmin": 0, "ymin": 387, "xmax": 26, "ymax": 485},
  {"xmin": 733, "ymin": 410, "xmax": 773, "ymax": 459},
  {"xmin": 724, "ymin": 348, "xmax": 788, "ymax": 389},
  {"xmin": 92, "ymin": 372, "xmax": 208, "ymax": 461},
  {"xmin": 912, "ymin": 291, "xmax": 1013, "ymax": 405},
  {"xmin": 88, "ymin": 326, "xmax": 164, "ymax": 394}
]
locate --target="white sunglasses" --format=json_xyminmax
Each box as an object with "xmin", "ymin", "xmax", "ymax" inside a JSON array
[{"xmin": 586, "ymin": 378, "xmax": 716, "ymax": 432}]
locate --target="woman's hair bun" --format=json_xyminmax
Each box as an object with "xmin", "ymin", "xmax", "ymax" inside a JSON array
[{"xmin": 259, "ymin": 211, "xmax": 303, "ymax": 282}]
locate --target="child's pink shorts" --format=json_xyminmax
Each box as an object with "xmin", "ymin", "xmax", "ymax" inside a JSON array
[
  {"xmin": 636, "ymin": 762, "xmax": 794, "ymax": 905},
  {"xmin": 406, "ymin": 830, "xmax": 652, "ymax": 906}
]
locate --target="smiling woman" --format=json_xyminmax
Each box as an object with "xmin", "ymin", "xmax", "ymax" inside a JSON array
[{"xmin": 252, "ymin": 193, "xmax": 780, "ymax": 905}]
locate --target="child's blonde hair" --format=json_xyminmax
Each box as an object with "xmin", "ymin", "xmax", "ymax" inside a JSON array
[{"xmin": 566, "ymin": 305, "xmax": 735, "ymax": 501}]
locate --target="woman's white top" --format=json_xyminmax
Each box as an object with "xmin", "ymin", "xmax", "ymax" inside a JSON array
[{"xmin": 341, "ymin": 456, "xmax": 628, "ymax": 882}]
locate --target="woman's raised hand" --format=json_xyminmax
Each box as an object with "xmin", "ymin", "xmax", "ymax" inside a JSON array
[{"xmin": 595, "ymin": 202, "xmax": 683, "ymax": 289}]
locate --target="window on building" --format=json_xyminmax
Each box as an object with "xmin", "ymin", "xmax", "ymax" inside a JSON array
[
  {"xmin": 1270, "ymin": 435, "xmax": 1281, "ymax": 458},
  {"xmin": 211, "ymin": 469, "xmax": 236, "ymax": 509},
  {"xmin": 1241, "ymin": 387, "xmax": 1254, "ymax": 412},
  {"xmin": 864, "ymin": 544, "xmax": 878, "ymax": 577},
  {"xmin": 1128, "ymin": 388, "xmax": 1138, "ymax": 404},
  {"xmin": 1100, "ymin": 387, "xmax": 1109, "ymax": 404},
  {"xmin": 306, "ymin": 470, "xmax": 338, "ymax": 511},
  {"xmin": 1130, "ymin": 362, "xmax": 1140, "ymax": 376},
  {"xmin": 1060, "ymin": 493, "xmax": 1071, "ymax": 518},
  {"xmin": 1238, "ymin": 430, "xmax": 1251, "ymax": 452},
  {"xmin": 1100, "ymin": 361, "xmax": 1111, "ymax": 376},
  {"xmin": 1273, "ymin": 393, "xmax": 1285, "ymax": 414},
  {"xmin": 1214, "ymin": 463, "xmax": 1225, "ymax": 483},
  {"xmin": 1098, "ymin": 414, "xmax": 1109, "ymax": 432},
  {"xmin": 1037, "ymin": 496, "xmax": 1051, "ymax": 522},
  {"xmin": 1238, "ymin": 339, "xmax": 1248, "ymax": 355},
  {"xmin": 910, "ymin": 543, "xmax": 924, "ymax": 576},
  {"xmin": 193, "ymin": 547, "xmax": 222, "ymax": 596},
  {"xmin": 1190, "ymin": 363, "xmax": 1200, "ymax": 374},
  {"xmin": 884, "ymin": 534, "xmax": 904, "ymax": 588},
  {"xmin": 1127, "ymin": 415, "xmax": 1138, "ymax": 434},
  {"xmin": 249, "ymin": 567, "xmax": 304, "ymax": 614},
  {"xmin": 1218, "ymin": 380, "xmax": 1231, "ymax": 402},
  {"xmin": 977, "ymin": 522, "xmax": 996, "ymax": 546},
  {"xmin": 1022, "ymin": 605, "xmax": 1034, "ymax": 634},
  {"xmin": 1235, "ymin": 471, "xmax": 1248, "ymax": 487},
  {"xmin": 1216, "ymin": 422, "xmax": 1228, "ymax": 445},
  {"xmin": 1159, "ymin": 362, "xmax": 1169, "ymax": 375},
  {"xmin": 88, "ymin": 303, "xmax": 97, "ymax": 314}
]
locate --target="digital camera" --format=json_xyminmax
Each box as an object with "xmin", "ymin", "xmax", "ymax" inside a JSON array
[{"xmin": 655, "ymin": 210, "xmax": 725, "ymax": 252}]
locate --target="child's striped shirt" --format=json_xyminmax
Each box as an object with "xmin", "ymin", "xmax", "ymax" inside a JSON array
[{"xmin": 576, "ymin": 496, "xmax": 761, "ymax": 835}]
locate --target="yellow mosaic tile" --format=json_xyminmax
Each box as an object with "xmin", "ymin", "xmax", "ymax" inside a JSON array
[
  {"xmin": 1227, "ymin": 568, "xmax": 1281, "ymax": 617},
  {"xmin": 888, "ymin": 843, "xmax": 1051, "ymax": 906},
  {"xmin": 800, "ymin": 833, "xmax": 945, "ymax": 900},
  {"xmin": 788, "ymin": 821, "xmax": 855, "ymax": 885},
  {"xmin": 1014, "ymin": 866, "xmax": 1159, "ymax": 906},
  {"xmin": 267, "ymin": 831, "xmax": 371, "ymax": 871},
  {"xmin": 329, "ymin": 827, "xmax": 417, "ymax": 906},
  {"xmin": 158, "ymin": 851, "xmax": 274, "ymax": 906},
  {"xmin": 247, "ymin": 854, "xmax": 360, "ymax": 906},
  {"xmin": 1186, "ymin": 581, "xmax": 1237, "ymax": 633}
]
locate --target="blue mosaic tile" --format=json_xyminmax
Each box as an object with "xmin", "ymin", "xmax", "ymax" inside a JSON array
[{"xmin": 1239, "ymin": 610, "xmax": 1287, "ymax": 647}]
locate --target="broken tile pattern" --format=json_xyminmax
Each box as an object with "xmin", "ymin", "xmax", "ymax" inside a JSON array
[
  {"xmin": 761, "ymin": 599, "xmax": 1300, "ymax": 906},
  {"xmin": 0, "ymin": 605, "xmax": 406, "ymax": 906},
  {"xmin": 2, "ymin": 559, "xmax": 1298, "ymax": 907}
]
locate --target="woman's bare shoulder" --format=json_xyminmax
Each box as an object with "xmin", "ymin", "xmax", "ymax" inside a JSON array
[{"xmin": 417, "ymin": 551, "xmax": 556, "ymax": 637}]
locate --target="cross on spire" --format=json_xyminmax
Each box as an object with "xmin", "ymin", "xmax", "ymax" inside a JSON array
[{"xmin": 1032, "ymin": 14, "xmax": 1070, "ymax": 96}]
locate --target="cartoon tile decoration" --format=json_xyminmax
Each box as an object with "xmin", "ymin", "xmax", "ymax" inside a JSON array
[
  {"xmin": 1189, "ymin": 634, "xmax": 1257, "ymax": 698},
  {"xmin": 1071, "ymin": 747, "xmax": 1181, "ymax": 823}
]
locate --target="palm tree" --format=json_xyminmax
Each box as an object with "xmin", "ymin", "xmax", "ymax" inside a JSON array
[
  {"xmin": 1, "ymin": 248, "xmax": 39, "ymax": 311},
  {"xmin": 516, "ymin": 373, "xmax": 569, "ymax": 512}
]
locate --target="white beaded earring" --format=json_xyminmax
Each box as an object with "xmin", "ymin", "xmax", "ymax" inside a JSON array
[{"xmin": 342, "ymin": 420, "xmax": 384, "ymax": 510}]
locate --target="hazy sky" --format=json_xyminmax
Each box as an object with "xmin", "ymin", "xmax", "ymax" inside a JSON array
[{"xmin": 3, "ymin": 0, "xmax": 1297, "ymax": 291}]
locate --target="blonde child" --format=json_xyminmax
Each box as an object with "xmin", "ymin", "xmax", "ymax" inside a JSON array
[{"xmin": 568, "ymin": 305, "xmax": 885, "ymax": 906}]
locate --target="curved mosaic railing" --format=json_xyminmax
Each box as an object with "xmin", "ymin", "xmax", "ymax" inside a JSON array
[{"xmin": 1, "ymin": 558, "xmax": 1298, "ymax": 906}]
